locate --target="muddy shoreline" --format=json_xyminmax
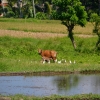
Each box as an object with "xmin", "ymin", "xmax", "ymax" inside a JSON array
[
  {"xmin": 0, "ymin": 71, "xmax": 75, "ymax": 76},
  {"xmin": 0, "ymin": 70, "xmax": 100, "ymax": 76}
]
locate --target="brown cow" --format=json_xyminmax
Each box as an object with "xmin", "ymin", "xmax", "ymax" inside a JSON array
[{"xmin": 38, "ymin": 49, "xmax": 57, "ymax": 63}]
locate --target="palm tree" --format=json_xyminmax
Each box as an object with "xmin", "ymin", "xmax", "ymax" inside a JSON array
[
  {"xmin": 17, "ymin": 0, "xmax": 23, "ymax": 17},
  {"xmin": 32, "ymin": 0, "xmax": 36, "ymax": 18}
]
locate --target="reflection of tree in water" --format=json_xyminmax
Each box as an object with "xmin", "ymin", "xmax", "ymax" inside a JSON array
[{"xmin": 53, "ymin": 75, "xmax": 79, "ymax": 91}]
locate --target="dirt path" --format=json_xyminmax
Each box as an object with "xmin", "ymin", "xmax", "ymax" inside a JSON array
[
  {"xmin": 0, "ymin": 29, "xmax": 96, "ymax": 38},
  {"xmin": 0, "ymin": 29, "xmax": 67, "ymax": 39}
]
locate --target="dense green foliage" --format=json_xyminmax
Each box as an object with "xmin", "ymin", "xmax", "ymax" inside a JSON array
[
  {"xmin": 0, "ymin": 0, "xmax": 100, "ymax": 19},
  {"xmin": 52, "ymin": 0, "xmax": 87, "ymax": 25}
]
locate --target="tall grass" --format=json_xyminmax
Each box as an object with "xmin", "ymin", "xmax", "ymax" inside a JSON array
[
  {"xmin": 0, "ymin": 36, "xmax": 98, "ymax": 60},
  {"xmin": 0, "ymin": 36, "xmax": 100, "ymax": 73}
]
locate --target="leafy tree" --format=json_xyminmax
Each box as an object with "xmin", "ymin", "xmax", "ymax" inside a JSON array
[
  {"xmin": 4, "ymin": 0, "xmax": 21, "ymax": 17},
  {"xmin": 7, "ymin": 0, "xmax": 16, "ymax": 11},
  {"xmin": 0, "ymin": 0, "xmax": 16, "ymax": 17},
  {"xmin": 6, "ymin": 0, "xmax": 37, "ymax": 18},
  {"xmin": 90, "ymin": 13, "xmax": 100, "ymax": 50},
  {"xmin": 52, "ymin": 0, "xmax": 87, "ymax": 49}
]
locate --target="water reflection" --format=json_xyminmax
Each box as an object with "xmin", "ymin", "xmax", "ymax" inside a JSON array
[
  {"xmin": 0, "ymin": 74, "xmax": 100, "ymax": 96},
  {"xmin": 53, "ymin": 75, "xmax": 79, "ymax": 91},
  {"xmin": 54, "ymin": 74, "xmax": 100, "ymax": 96}
]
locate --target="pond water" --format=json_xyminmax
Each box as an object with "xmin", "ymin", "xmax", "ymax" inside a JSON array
[{"xmin": 0, "ymin": 74, "xmax": 100, "ymax": 97}]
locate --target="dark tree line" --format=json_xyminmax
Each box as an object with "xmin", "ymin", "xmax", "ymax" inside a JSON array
[
  {"xmin": 80, "ymin": 0, "xmax": 100, "ymax": 18},
  {"xmin": 0, "ymin": 0, "xmax": 100, "ymax": 19}
]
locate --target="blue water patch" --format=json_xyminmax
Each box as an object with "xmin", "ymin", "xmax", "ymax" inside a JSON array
[{"xmin": 0, "ymin": 74, "xmax": 100, "ymax": 96}]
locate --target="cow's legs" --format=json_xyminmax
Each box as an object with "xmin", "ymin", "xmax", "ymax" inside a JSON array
[
  {"xmin": 42, "ymin": 56, "xmax": 51, "ymax": 64},
  {"xmin": 48, "ymin": 60, "xmax": 50, "ymax": 64},
  {"xmin": 52, "ymin": 57, "xmax": 57, "ymax": 63},
  {"xmin": 54, "ymin": 59, "xmax": 57, "ymax": 62},
  {"xmin": 42, "ymin": 58, "xmax": 45, "ymax": 64}
]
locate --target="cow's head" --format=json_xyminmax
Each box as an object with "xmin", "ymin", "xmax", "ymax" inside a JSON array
[{"xmin": 38, "ymin": 49, "xmax": 42, "ymax": 55}]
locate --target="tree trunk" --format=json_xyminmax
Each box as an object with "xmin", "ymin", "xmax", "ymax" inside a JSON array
[
  {"xmin": 96, "ymin": 33, "xmax": 100, "ymax": 48},
  {"xmin": 68, "ymin": 25, "xmax": 76, "ymax": 49},
  {"xmin": 17, "ymin": 0, "xmax": 23, "ymax": 18},
  {"xmin": 33, "ymin": 0, "xmax": 36, "ymax": 18},
  {"xmin": 68, "ymin": 32, "xmax": 76, "ymax": 49},
  {"xmin": 96, "ymin": 39, "xmax": 100, "ymax": 47}
]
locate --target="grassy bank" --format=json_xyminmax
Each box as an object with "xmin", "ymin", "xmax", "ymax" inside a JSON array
[
  {"xmin": 1, "ymin": 94, "xmax": 100, "ymax": 100},
  {"xmin": 0, "ymin": 36, "xmax": 100, "ymax": 73}
]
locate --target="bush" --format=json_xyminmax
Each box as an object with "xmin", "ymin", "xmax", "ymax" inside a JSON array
[
  {"xmin": 36, "ymin": 12, "xmax": 47, "ymax": 20},
  {"xmin": 51, "ymin": 10, "xmax": 59, "ymax": 19},
  {"xmin": 6, "ymin": 11, "xmax": 15, "ymax": 18}
]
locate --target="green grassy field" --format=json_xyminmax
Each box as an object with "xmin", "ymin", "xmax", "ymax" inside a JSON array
[
  {"xmin": 0, "ymin": 18, "xmax": 100, "ymax": 73},
  {"xmin": 0, "ymin": 36, "xmax": 100, "ymax": 73}
]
